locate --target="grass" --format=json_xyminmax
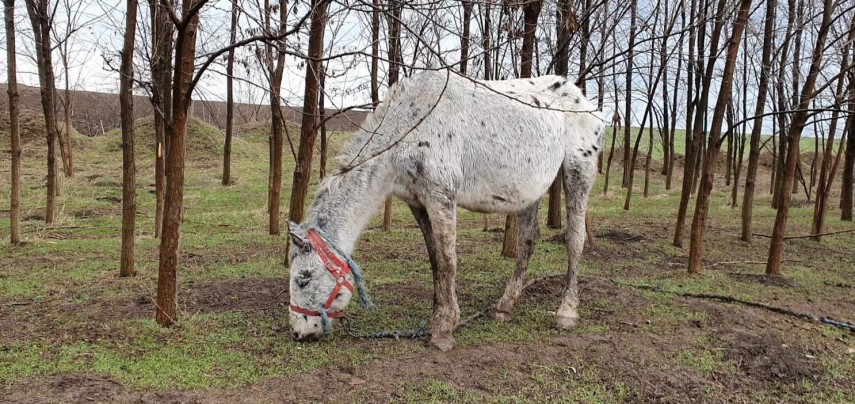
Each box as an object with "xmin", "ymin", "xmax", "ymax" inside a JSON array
[{"xmin": 0, "ymin": 119, "xmax": 854, "ymax": 401}]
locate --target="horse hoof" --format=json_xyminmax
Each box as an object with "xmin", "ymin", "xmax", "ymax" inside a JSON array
[
  {"xmin": 493, "ymin": 310, "xmax": 512, "ymax": 322},
  {"xmin": 429, "ymin": 335, "xmax": 455, "ymax": 351},
  {"xmin": 555, "ymin": 315, "xmax": 579, "ymax": 330}
]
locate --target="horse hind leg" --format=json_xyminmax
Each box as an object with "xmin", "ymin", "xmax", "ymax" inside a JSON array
[
  {"xmin": 408, "ymin": 205, "xmax": 439, "ymax": 304},
  {"xmin": 556, "ymin": 161, "xmax": 595, "ymax": 329},
  {"xmin": 494, "ymin": 201, "xmax": 540, "ymax": 321}
]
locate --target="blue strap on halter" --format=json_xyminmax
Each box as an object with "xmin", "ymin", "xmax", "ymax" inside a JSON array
[
  {"xmin": 319, "ymin": 306, "xmax": 333, "ymax": 335},
  {"xmin": 312, "ymin": 227, "xmax": 375, "ymax": 310}
]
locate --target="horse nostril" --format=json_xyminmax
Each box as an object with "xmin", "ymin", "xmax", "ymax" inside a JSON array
[{"xmin": 292, "ymin": 332, "xmax": 301, "ymax": 341}]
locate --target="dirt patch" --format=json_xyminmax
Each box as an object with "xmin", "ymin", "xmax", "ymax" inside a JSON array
[
  {"xmin": 183, "ymin": 277, "xmax": 287, "ymax": 314},
  {"xmin": 718, "ymin": 329, "xmax": 822, "ymax": 384},
  {"xmin": 728, "ymin": 272, "xmax": 798, "ymax": 288}
]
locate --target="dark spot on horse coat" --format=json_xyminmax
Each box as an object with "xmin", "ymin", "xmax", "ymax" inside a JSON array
[
  {"xmin": 575, "ymin": 97, "xmax": 581, "ymax": 104},
  {"xmin": 492, "ymin": 195, "xmax": 507, "ymax": 202},
  {"xmin": 415, "ymin": 161, "xmax": 425, "ymax": 175},
  {"xmin": 418, "ymin": 141, "xmax": 430, "ymax": 148},
  {"xmin": 562, "ymin": 92, "xmax": 569, "ymax": 97},
  {"xmin": 549, "ymin": 81, "xmax": 563, "ymax": 91},
  {"xmin": 529, "ymin": 80, "xmax": 535, "ymax": 85},
  {"xmin": 592, "ymin": 145, "xmax": 599, "ymax": 151},
  {"xmin": 532, "ymin": 97, "xmax": 541, "ymax": 107},
  {"xmin": 481, "ymin": 121, "xmax": 486, "ymax": 127}
]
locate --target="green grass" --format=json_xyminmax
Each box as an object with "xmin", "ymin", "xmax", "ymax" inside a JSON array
[{"xmin": 0, "ymin": 119, "xmax": 853, "ymax": 401}]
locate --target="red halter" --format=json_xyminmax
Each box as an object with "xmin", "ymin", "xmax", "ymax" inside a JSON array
[{"xmin": 289, "ymin": 229, "xmax": 354, "ymax": 319}]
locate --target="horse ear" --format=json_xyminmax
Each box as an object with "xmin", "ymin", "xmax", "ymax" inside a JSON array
[{"xmin": 288, "ymin": 222, "xmax": 311, "ymax": 251}]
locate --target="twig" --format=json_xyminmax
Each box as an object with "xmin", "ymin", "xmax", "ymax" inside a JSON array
[
  {"xmin": 752, "ymin": 228, "xmax": 855, "ymax": 239},
  {"xmin": 712, "ymin": 259, "xmax": 803, "ymax": 266}
]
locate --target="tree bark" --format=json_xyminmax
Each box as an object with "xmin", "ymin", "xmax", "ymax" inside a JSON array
[
  {"xmin": 687, "ymin": 0, "xmax": 752, "ymax": 274},
  {"xmin": 119, "ymin": 0, "xmax": 138, "ymax": 278},
  {"xmin": 844, "ymin": 89, "xmax": 855, "ymax": 221},
  {"xmin": 4, "ymin": 0, "xmax": 21, "ymax": 244},
  {"xmin": 288, "ymin": 0, "xmax": 330, "ymax": 225},
  {"xmin": 766, "ymin": 0, "xmax": 836, "ymax": 276},
  {"xmin": 502, "ymin": 0, "xmax": 541, "ymax": 258},
  {"xmin": 222, "ymin": 0, "xmax": 238, "ymax": 186},
  {"xmin": 155, "ymin": 0, "xmax": 201, "ymax": 326},
  {"xmin": 319, "ymin": 63, "xmax": 328, "ymax": 179},
  {"xmin": 24, "ymin": 0, "xmax": 59, "ymax": 226}
]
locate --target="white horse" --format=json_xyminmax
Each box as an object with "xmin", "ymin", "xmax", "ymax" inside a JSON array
[{"xmin": 287, "ymin": 71, "xmax": 605, "ymax": 350}]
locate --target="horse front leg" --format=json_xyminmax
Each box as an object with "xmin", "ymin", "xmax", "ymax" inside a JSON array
[
  {"xmin": 494, "ymin": 201, "xmax": 540, "ymax": 321},
  {"xmin": 556, "ymin": 162, "xmax": 595, "ymax": 329},
  {"xmin": 424, "ymin": 196, "xmax": 459, "ymax": 351}
]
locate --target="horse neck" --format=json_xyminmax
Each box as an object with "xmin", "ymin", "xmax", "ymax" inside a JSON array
[{"xmin": 305, "ymin": 158, "xmax": 393, "ymax": 255}]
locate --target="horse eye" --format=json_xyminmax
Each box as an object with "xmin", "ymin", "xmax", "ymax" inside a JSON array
[{"xmin": 296, "ymin": 271, "xmax": 312, "ymax": 288}]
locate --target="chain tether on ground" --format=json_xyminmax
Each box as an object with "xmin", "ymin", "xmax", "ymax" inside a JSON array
[{"xmin": 338, "ymin": 275, "xmax": 855, "ymax": 339}]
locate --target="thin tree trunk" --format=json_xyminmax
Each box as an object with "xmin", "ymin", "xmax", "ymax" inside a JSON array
[
  {"xmin": 766, "ymin": 0, "xmax": 836, "ymax": 276},
  {"xmin": 622, "ymin": 0, "xmax": 638, "ymax": 188},
  {"xmin": 156, "ymin": 0, "xmax": 201, "ymax": 326},
  {"xmin": 151, "ymin": 0, "xmax": 172, "ymax": 238},
  {"xmin": 687, "ymin": 0, "xmax": 752, "ymax": 274},
  {"xmin": 288, "ymin": 0, "xmax": 330, "ymax": 225},
  {"xmin": 59, "ymin": 53, "xmax": 73, "ymax": 177},
  {"xmin": 24, "ymin": 0, "xmax": 58, "ymax": 226},
  {"xmin": 604, "ymin": 125, "xmax": 618, "ymax": 195},
  {"xmin": 382, "ymin": 0, "xmax": 403, "ymax": 232},
  {"xmin": 459, "ymin": 0, "xmax": 472, "ymax": 75},
  {"xmin": 268, "ymin": 0, "xmax": 288, "ymax": 235},
  {"xmin": 370, "ymin": 0, "xmax": 380, "ymax": 106},
  {"xmin": 502, "ymin": 0, "xmax": 541, "ymax": 258},
  {"xmin": 222, "ymin": 0, "xmax": 238, "ymax": 185},
  {"xmin": 547, "ymin": 0, "xmax": 573, "ymax": 229},
  {"xmin": 119, "ymin": 0, "xmax": 138, "ymax": 278},
  {"xmin": 319, "ymin": 63, "xmax": 328, "ymax": 179},
  {"xmin": 843, "ymin": 83, "xmax": 855, "ymax": 221},
  {"xmin": 4, "ymin": 0, "xmax": 21, "ymax": 244},
  {"xmin": 481, "ymin": 0, "xmax": 492, "ymax": 80}
]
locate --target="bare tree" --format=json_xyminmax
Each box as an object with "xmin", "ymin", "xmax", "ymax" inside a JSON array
[
  {"xmin": 766, "ymin": 0, "xmax": 838, "ymax": 276},
  {"xmin": 155, "ymin": 0, "xmax": 204, "ymax": 326},
  {"xmin": 546, "ymin": 0, "xmax": 575, "ymax": 229},
  {"xmin": 740, "ymin": 0, "xmax": 777, "ymax": 242},
  {"xmin": 382, "ymin": 0, "xmax": 404, "ymax": 232},
  {"xmin": 4, "ymin": 0, "xmax": 21, "ymax": 244},
  {"xmin": 266, "ymin": 0, "xmax": 288, "ymax": 235},
  {"xmin": 687, "ymin": 0, "xmax": 753, "ymax": 274},
  {"xmin": 222, "ymin": 0, "xmax": 238, "ymax": 186},
  {"xmin": 287, "ymin": 0, "xmax": 331, "ymax": 226},
  {"xmin": 24, "ymin": 0, "xmax": 60, "ymax": 225},
  {"xmin": 149, "ymin": 0, "xmax": 174, "ymax": 238},
  {"xmin": 119, "ymin": 0, "xmax": 138, "ymax": 278}
]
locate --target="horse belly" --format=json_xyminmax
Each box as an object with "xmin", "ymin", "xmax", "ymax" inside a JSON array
[{"xmin": 456, "ymin": 155, "xmax": 561, "ymax": 214}]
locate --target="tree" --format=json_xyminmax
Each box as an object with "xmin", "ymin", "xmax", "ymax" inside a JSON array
[
  {"xmin": 119, "ymin": 0, "xmax": 138, "ymax": 278},
  {"xmin": 155, "ymin": 0, "xmax": 204, "ymax": 326},
  {"xmin": 687, "ymin": 0, "xmax": 753, "ymax": 274},
  {"xmin": 222, "ymin": 0, "xmax": 238, "ymax": 186},
  {"xmin": 148, "ymin": 0, "xmax": 174, "ymax": 239},
  {"xmin": 4, "ymin": 0, "xmax": 21, "ymax": 244},
  {"xmin": 546, "ymin": 0, "xmax": 575, "ymax": 229},
  {"xmin": 24, "ymin": 0, "xmax": 60, "ymax": 225},
  {"xmin": 287, "ymin": 0, "xmax": 331, "ymax": 226},
  {"xmin": 501, "ymin": 0, "xmax": 542, "ymax": 259},
  {"xmin": 740, "ymin": 0, "xmax": 777, "ymax": 242},
  {"xmin": 766, "ymin": 0, "xmax": 838, "ymax": 276},
  {"xmin": 381, "ymin": 0, "xmax": 404, "ymax": 232},
  {"xmin": 266, "ymin": 0, "xmax": 288, "ymax": 235},
  {"xmin": 843, "ymin": 62, "xmax": 855, "ymax": 221},
  {"xmin": 621, "ymin": 0, "xmax": 637, "ymax": 188}
]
